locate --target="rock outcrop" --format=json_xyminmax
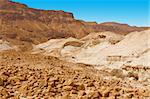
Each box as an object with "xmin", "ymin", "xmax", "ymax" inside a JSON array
[
  {"xmin": 33, "ymin": 30, "xmax": 150, "ymax": 69},
  {"xmin": 69, "ymin": 30, "xmax": 150, "ymax": 68},
  {"xmin": 33, "ymin": 31, "xmax": 124, "ymax": 60},
  {"xmin": 0, "ymin": 40, "xmax": 17, "ymax": 51},
  {"xmin": 0, "ymin": 0, "xmax": 148, "ymax": 51}
]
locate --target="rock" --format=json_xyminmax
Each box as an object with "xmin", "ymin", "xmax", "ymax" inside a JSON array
[
  {"xmin": 1, "ymin": 88, "xmax": 9, "ymax": 97},
  {"xmin": 127, "ymin": 72, "xmax": 139, "ymax": 80},
  {"xmin": 8, "ymin": 76, "xmax": 20, "ymax": 85},
  {"xmin": 63, "ymin": 86, "xmax": 73, "ymax": 91},
  {"xmin": 70, "ymin": 94, "xmax": 78, "ymax": 99},
  {"xmin": 110, "ymin": 69, "xmax": 124, "ymax": 78},
  {"xmin": 87, "ymin": 82, "xmax": 94, "ymax": 87},
  {"xmin": 78, "ymin": 91, "xmax": 86, "ymax": 96},
  {"xmin": 61, "ymin": 92, "xmax": 70, "ymax": 99},
  {"xmin": 77, "ymin": 84, "xmax": 85, "ymax": 90},
  {"xmin": 0, "ymin": 78, "xmax": 4, "ymax": 86},
  {"xmin": 126, "ymin": 93, "xmax": 134, "ymax": 98},
  {"xmin": 19, "ymin": 84, "xmax": 28, "ymax": 94},
  {"xmin": 70, "ymin": 90, "xmax": 78, "ymax": 94},
  {"xmin": 138, "ymin": 89, "xmax": 150, "ymax": 97},
  {"xmin": 102, "ymin": 88, "xmax": 111, "ymax": 97},
  {"xmin": 62, "ymin": 94, "xmax": 71, "ymax": 99},
  {"xmin": 0, "ymin": 75, "xmax": 8, "ymax": 82},
  {"xmin": 63, "ymin": 79, "xmax": 74, "ymax": 86},
  {"xmin": 78, "ymin": 96, "xmax": 88, "ymax": 99},
  {"xmin": 49, "ymin": 77, "xmax": 59, "ymax": 82},
  {"xmin": 39, "ymin": 80, "xmax": 48, "ymax": 87},
  {"xmin": 91, "ymin": 91, "xmax": 102, "ymax": 98},
  {"xmin": 57, "ymin": 84, "xmax": 63, "ymax": 88}
]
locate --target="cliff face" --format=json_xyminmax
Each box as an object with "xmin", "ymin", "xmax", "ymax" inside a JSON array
[
  {"xmin": 0, "ymin": 0, "xmax": 148, "ymax": 50},
  {"xmin": 0, "ymin": 0, "xmax": 74, "ymax": 22},
  {"xmin": 0, "ymin": 0, "xmax": 92, "ymax": 47}
]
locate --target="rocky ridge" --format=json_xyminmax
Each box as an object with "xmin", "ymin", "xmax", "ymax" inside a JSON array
[{"xmin": 0, "ymin": 0, "xmax": 148, "ymax": 51}]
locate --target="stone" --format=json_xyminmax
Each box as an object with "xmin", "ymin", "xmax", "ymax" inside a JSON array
[
  {"xmin": 19, "ymin": 84, "xmax": 28, "ymax": 94},
  {"xmin": 78, "ymin": 91, "xmax": 86, "ymax": 96},
  {"xmin": 0, "ymin": 78, "xmax": 4, "ymax": 86},
  {"xmin": 8, "ymin": 76, "xmax": 20, "ymax": 85},
  {"xmin": 110, "ymin": 69, "xmax": 124, "ymax": 78},
  {"xmin": 70, "ymin": 90, "xmax": 78, "ymax": 94},
  {"xmin": 103, "ymin": 88, "xmax": 111, "ymax": 97},
  {"xmin": 63, "ymin": 86, "xmax": 73, "ymax": 91},
  {"xmin": 39, "ymin": 80, "xmax": 48, "ymax": 87},
  {"xmin": 77, "ymin": 84, "xmax": 85, "ymax": 90},
  {"xmin": 127, "ymin": 72, "xmax": 139, "ymax": 80},
  {"xmin": 143, "ymin": 92, "xmax": 150, "ymax": 97},
  {"xmin": 78, "ymin": 96, "xmax": 88, "ymax": 99},
  {"xmin": 1, "ymin": 89, "xmax": 9, "ymax": 97},
  {"xmin": 91, "ymin": 91, "xmax": 102, "ymax": 99},
  {"xmin": 87, "ymin": 82, "xmax": 94, "ymax": 87},
  {"xmin": 63, "ymin": 79, "xmax": 74, "ymax": 86},
  {"xmin": 57, "ymin": 84, "xmax": 63, "ymax": 88},
  {"xmin": 62, "ymin": 94, "xmax": 71, "ymax": 99}
]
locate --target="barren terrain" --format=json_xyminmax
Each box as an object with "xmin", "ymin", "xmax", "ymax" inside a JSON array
[
  {"xmin": 0, "ymin": 51, "xmax": 150, "ymax": 98},
  {"xmin": 0, "ymin": 0, "xmax": 150, "ymax": 99}
]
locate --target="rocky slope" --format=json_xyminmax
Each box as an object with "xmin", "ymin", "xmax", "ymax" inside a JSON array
[
  {"xmin": 32, "ymin": 30, "xmax": 150, "ymax": 98},
  {"xmin": 0, "ymin": 51, "xmax": 150, "ymax": 98},
  {"xmin": 0, "ymin": 0, "xmax": 150, "ymax": 98},
  {"xmin": 0, "ymin": 0, "xmax": 148, "ymax": 51}
]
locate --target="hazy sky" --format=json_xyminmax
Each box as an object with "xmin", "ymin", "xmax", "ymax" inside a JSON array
[{"xmin": 12, "ymin": 0, "xmax": 149, "ymax": 26}]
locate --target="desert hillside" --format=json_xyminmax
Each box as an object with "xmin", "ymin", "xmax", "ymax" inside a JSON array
[
  {"xmin": 33, "ymin": 30, "xmax": 150, "ymax": 68},
  {"xmin": 31, "ymin": 30, "xmax": 150, "ymax": 98},
  {"xmin": 0, "ymin": 0, "xmax": 150, "ymax": 98},
  {"xmin": 0, "ymin": 0, "xmax": 148, "ymax": 50},
  {"xmin": 0, "ymin": 30, "xmax": 150, "ymax": 98},
  {"xmin": 1, "ymin": 50, "xmax": 150, "ymax": 98}
]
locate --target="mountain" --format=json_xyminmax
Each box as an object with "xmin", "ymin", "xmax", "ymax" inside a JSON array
[
  {"xmin": 1, "ymin": 1, "xmax": 150, "ymax": 98},
  {"xmin": 94, "ymin": 22, "xmax": 149, "ymax": 35},
  {"xmin": 0, "ymin": 0, "xmax": 148, "ymax": 50}
]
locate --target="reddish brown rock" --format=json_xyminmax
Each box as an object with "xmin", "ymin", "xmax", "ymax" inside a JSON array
[
  {"xmin": 0, "ymin": 0, "xmax": 148, "ymax": 51},
  {"xmin": 0, "ymin": 78, "xmax": 4, "ymax": 86}
]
